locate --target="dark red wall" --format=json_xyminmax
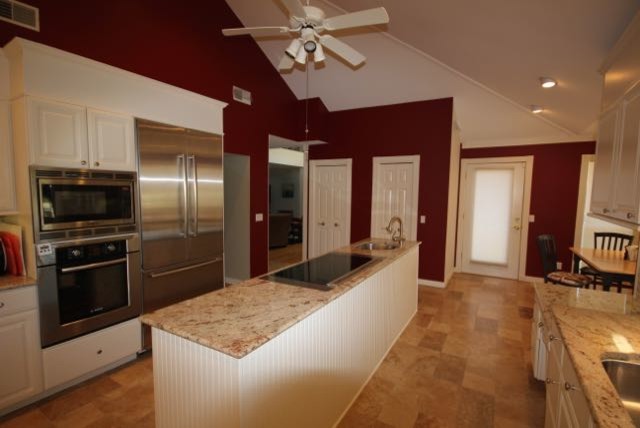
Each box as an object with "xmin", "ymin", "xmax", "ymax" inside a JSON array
[
  {"xmin": 461, "ymin": 142, "xmax": 596, "ymax": 277},
  {"xmin": 310, "ymin": 98, "xmax": 454, "ymax": 282},
  {"xmin": 0, "ymin": 0, "xmax": 301, "ymax": 276}
]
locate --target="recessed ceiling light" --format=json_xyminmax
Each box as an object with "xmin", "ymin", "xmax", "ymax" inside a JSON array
[
  {"xmin": 530, "ymin": 105, "xmax": 544, "ymax": 114},
  {"xmin": 540, "ymin": 77, "xmax": 557, "ymax": 89}
]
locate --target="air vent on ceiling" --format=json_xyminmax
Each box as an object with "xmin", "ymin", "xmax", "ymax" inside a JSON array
[
  {"xmin": 232, "ymin": 86, "xmax": 252, "ymax": 106},
  {"xmin": 0, "ymin": 0, "xmax": 39, "ymax": 31}
]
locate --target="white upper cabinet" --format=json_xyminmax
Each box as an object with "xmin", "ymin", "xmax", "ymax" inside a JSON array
[
  {"xmin": 26, "ymin": 97, "xmax": 136, "ymax": 171},
  {"xmin": 87, "ymin": 109, "xmax": 136, "ymax": 171},
  {"xmin": 590, "ymin": 106, "xmax": 619, "ymax": 216},
  {"xmin": 613, "ymin": 86, "xmax": 640, "ymax": 222},
  {"xmin": 591, "ymin": 84, "xmax": 640, "ymax": 224},
  {"xmin": 27, "ymin": 97, "xmax": 88, "ymax": 168}
]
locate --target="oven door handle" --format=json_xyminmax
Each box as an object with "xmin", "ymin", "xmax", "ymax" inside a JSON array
[{"xmin": 59, "ymin": 258, "xmax": 127, "ymax": 273}]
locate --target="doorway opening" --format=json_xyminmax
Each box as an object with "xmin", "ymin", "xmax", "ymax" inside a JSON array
[
  {"xmin": 457, "ymin": 157, "xmax": 533, "ymax": 280},
  {"xmin": 268, "ymin": 138, "xmax": 308, "ymax": 272},
  {"xmin": 224, "ymin": 153, "xmax": 251, "ymax": 283}
]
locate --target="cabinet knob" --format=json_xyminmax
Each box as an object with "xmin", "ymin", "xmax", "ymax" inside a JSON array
[
  {"xmin": 334, "ymin": 223, "xmax": 339, "ymax": 227},
  {"xmin": 81, "ymin": 160, "xmax": 87, "ymax": 166},
  {"xmin": 95, "ymin": 161, "xmax": 100, "ymax": 167},
  {"xmin": 627, "ymin": 212, "xmax": 634, "ymax": 219},
  {"xmin": 549, "ymin": 334, "xmax": 560, "ymax": 342},
  {"xmin": 538, "ymin": 321, "xmax": 544, "ymax": 328},
  {"xmin": 564, "ymin": 382, "xmax": 577, "ymax": 391},
  {"xmin": 97, "ymin": 349, "xmax": 103, "ymax": 355},
  {"xmin": 319, "ymin": 222, "xmax": 325, "ymax": 226},
  {"xmin": 0, "ymin": 302, "xmax": 4, "ymax": 309},
  {"xmin": 603, "ymin": 208, "xmax": 610, "ymax": 214},
  {"xmin": 546, "ymin": 378, "xmax": 557, "ymax": 385}
]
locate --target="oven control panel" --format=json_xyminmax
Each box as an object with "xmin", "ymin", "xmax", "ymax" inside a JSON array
[{"xmin": 58, "ymin": 241, "xmax": 127, "ymax": 267}]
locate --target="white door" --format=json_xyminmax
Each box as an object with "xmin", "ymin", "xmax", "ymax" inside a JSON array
[
  {"xmin": 309, "ymin": 159, "xmax": 352, "ymax": 258},
  {"xmin": 87, "ymin": 109, "xmax": 136, "ymax": 171},
  {"xmin": 371, "ymin": 156, "xmax": 420, "ymax": 240},
  {"xmin": 27, "ymin": 97, "xmax": 88, "ymax": 168},
  {"xmin": 460, "ymin": 161, "xmax": 525, "ymax": 279}
]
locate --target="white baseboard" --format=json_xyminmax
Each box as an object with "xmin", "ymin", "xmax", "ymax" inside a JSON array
[
  {"xmin": 225, "ymin": 277, "xmax": 243, "ymax": 285},
  {"xmin": 520, "ymin": 275, "xmax": 544, "ymax": 283},
  {"xmin": 418, "ymin": 278, "xmax": 446, "ymax": 288}
]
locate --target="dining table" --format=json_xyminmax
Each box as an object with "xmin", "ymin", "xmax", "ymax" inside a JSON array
[{"xmin": 570, "ymin": 247, "xmax": 637, "ymax": 292}]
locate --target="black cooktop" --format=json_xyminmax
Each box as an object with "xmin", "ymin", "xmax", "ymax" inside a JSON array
[{"xmin": 264, "ymin": 252, "xmax": 377, "ymax": 290}]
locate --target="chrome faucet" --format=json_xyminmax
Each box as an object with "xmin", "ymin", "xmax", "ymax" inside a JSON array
[{"xmin": 386, "ymin": 216, "xmax": 405, "ymax": 244}]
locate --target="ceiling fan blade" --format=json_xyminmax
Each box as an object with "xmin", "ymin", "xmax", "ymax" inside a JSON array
[
  {"xmin": 323, "ymin": 7, "xmax": 389, "ymax": 31},
  {"xmin": 278, "ymin": 54, "xmax": 295, "ymax": 71},
  {"xmin": 319, "ymin": 35, "xmax": 365, "ymax": 67},
  {"xmin": 222, "ymin": 26, "xmax": 291, "ymax": 37},
  {"xmin": 280, "ymin": 0, "xmax": 307, "ymax": 19}
]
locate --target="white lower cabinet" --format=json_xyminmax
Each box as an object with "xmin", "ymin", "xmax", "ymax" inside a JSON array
[
  {"xmin": 43, "ymin": 318, "xmax": 141, "ymax": 390},
  {"xmin": 534, "ymin": 297, "xmax": 594, "ymax": 428},
  {"xmin": 0, "ymin": 286, "xmax": 43, "ymax": 411}
]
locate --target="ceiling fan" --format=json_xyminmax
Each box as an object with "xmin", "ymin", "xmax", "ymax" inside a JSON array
[{"xmin": 222, "ymin": 0, "xmax": 389, "ymax": 71}]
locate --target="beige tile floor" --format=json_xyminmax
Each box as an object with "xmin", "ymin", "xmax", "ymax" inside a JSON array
[{"xmin": 0, "ymin": 273, "xmax": 545, "ymax": 427}]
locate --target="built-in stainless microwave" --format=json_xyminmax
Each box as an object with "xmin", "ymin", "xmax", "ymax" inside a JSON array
[{"xmin": 31, "ymin": 167, "xmax": 137, "ymax": 241}]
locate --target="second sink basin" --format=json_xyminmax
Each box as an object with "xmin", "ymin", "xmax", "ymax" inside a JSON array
[
  {"xmin": 356, "ymin": 241, "xmax": 400, "ymax": 251},
  {"xmin": 602, "ymin": 359, "xmax": 640, "ymax": 425}
]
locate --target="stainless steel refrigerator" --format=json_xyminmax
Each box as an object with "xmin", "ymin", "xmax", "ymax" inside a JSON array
[{"xmin": 136, "ymin": 119, "xmax": 224, "ymax": 348}]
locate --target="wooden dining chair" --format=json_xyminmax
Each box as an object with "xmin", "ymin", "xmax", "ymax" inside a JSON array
[
  {"xmin": 580, "ymin": 232, "xmax": 633, "ymax": 289},
  {"xmin": 537, "ymin": 234, "xmax": 591, "ymax": 288}
]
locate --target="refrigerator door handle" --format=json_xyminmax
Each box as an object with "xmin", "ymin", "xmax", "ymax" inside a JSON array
[
  {"xmin": 149, "ymin": 257, "xmax": 222, "ymax": 278},
  {"xmin": 177, "ymin": 154, "xmax": 188, "ymax": 237},
  {"xmin": 187, "ymin": 155, "xmax": 199, "ymax": 237}
]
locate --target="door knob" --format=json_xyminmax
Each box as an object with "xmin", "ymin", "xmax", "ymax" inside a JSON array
[{"xmin": 513, "ymin": 225, "xmax": 521, "ymax": 231}]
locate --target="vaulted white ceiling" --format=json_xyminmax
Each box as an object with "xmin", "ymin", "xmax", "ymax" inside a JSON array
[{"xmin": 224, "ymin": 0, "xmax": 640, "ymax": 147}]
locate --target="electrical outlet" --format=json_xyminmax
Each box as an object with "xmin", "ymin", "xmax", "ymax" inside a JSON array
[
  {"xmin": 420, "ymin": 215, "xmax": 426, "ymax": 224},
  {"xmin": 529, "ymin": 215, "xmax": 535, "ymax": 223},
  {"xmin": 255, "ymin": 213, "xmax": 263, "ymax": 222},
  {"xmin": 556, "ymin": 261, "xmax": 562, "ymax": 270}
]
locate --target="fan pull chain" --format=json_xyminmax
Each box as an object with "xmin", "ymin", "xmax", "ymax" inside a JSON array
[{"xmin": 305, "ymin": 66, "xmax": 310, "ymax": 140}]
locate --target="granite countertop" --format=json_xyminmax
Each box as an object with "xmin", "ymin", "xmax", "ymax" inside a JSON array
[
  {"xmin": 141, "ymin": 239, "xmax": 420, "ymax": 359},
  {"xmin": 0, "ymin": 275, "xmax": 36, "ymax": 291},
  {"xmin": 534, "ymin": 283, "xmax": 640, "ymax": 428}
]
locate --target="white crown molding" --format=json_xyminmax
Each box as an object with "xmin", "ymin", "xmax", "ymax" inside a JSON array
[
  {"xmin": 461, "ymin": 134, "xmax": 594, "ymax": 150},
  {"xmin": 599, "ymin": 10, "xmax": 640, "ymax": 73}
]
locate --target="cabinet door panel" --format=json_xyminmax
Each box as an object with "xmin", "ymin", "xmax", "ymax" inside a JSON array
[
  {"xmin": 28, "ymin": 98, "xmax": 88, "ymax": 168},
  {"xmin": 0, "ymin": 309, "xmax": 43, "ymax": 409},
  {"xmin": 591, "ymin": 107, "xmax": 619, "ymax": 216},
  {"xmin": 613, "ymin": 87, "xmax": 640, "ymax": 222},
  {"xmin": 87, "ymin": 109, "xmax": 136, "ymax": 171},
  {"xmin": 0, "ymin": 101, "xmax": 16, "ymax": 214}
]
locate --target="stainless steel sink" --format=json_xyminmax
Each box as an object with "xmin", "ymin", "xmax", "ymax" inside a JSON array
[
  {"xmin": 602, "ymin": 359, "xmax": 640, "ymax": 425},
  {"xmin": 356, "ymin": 241, "xmax": 400, "ymax": 251}
]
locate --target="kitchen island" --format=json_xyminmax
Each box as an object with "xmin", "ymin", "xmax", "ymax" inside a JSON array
[{"xmin": 141, "ymin": 239, "xmax": 420, "ymax": 428}]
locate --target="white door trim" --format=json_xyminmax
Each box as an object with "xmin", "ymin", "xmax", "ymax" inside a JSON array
[
  {"xmin": 456, "ymin": 156, "xmax": 534, "ymax": 280},
  {"xmin": 309, "ymin": 158, "xmax": 353, "ymax": 256},
  {"xmin": 370, "ymin": 155, "xmax": 420, "ymax": 240},
  {"xmin": 573, "ymin": 154, "xmax": 595, "ymax": 251}
]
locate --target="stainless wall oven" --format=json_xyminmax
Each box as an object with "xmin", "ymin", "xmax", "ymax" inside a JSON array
[
  {"xmin": 31, "ymin": 167, "xmax": 137, "ymax": 241},
  {"xmin": 36, "ymin": 234, "xmax": 142, "ymax": 348}
]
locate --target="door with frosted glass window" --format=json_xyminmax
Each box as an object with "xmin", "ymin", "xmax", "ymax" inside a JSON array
[{"xmin": 460, "ymin": 162, "xmax": 525, "ymax": 279}]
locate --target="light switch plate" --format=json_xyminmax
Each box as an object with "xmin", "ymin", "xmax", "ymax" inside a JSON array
[
  {"xmin": 556, "ymin": 261, "xmax": 562, "ymax": 270},
  {"xmin": 420, "ymin": 215, "xmax": 426, "ymax": 224},
  {"xmin": 255, "ymin": 213, "xmax": 264, "ymax": 222},
  {"xmin": 529, "ymin": 215, "xmax": 535, "ymax": 223}
]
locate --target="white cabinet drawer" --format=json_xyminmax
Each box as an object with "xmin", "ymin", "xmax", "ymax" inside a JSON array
[
  {"xmin": 0, "ymin": 286, "xmax": 37, "ymax": 317},
  {"xmin": 43, "ymin": 318, "xmax": 140, "ymax": 390}
]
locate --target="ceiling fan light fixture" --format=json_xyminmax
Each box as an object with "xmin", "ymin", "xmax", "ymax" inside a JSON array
[
  {"xmin": 295, "ymin": 45, "xmax": 308, "ymax": 64},
  {"xmin": 285, "ymin": 38, "xmax": 302, "ymax": 58},
  {"xmin": 530, "ymin": 105, "xmax": 544, "ymax": 114},
  {"xmin": 314, "ymin": 42, "xmax": 325, "ymax": 63},
  {"xmin": 540, "ymin": 77, "xmax": 557, "ymax": 89},
  {"xmin": 304, "ymin": 40, "xmax": 317, "ymax": 53}
]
